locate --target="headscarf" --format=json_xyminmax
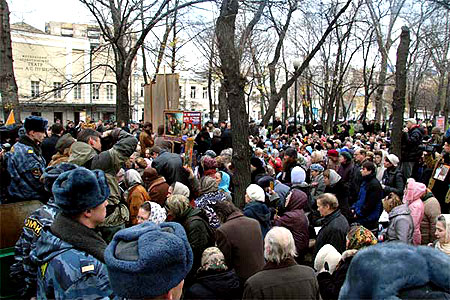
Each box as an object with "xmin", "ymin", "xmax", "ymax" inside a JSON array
[
  {"xmin": 291, "ymin": 166, "xmax": 306, "ymax": 184},
  {"xmin": 148, "ymin": 202, "xmax": 167, "ymax": 225},
  {"xmin": 272, "ymin": 149, "xmax": 279, "ymax": 158},
  {"xmin": 165, "ymin": 194, "xmax": 190, "ymax": 218},
  {"xmin": 346, "ymin": 225, "xmax": 377, "ymax": 250},
  {"xmin": 125, "ymin": 169, "xmax": 143, "ymax": 188},
  {"xmin": 198, "ymin": 247, "xmax": 228, "ymax": 273},
  {"xmin": 172, "ymin": 182, "xmax": 190, "ymax": 198},
  {"xmin": 199, "ymin": 176, "xmax": 218, "ymax": 195},
  {"xmin": 436, "ymin": 214, "xmax": 450, "ymax": 256},
  {"xmin": 218, "ymin": 171, "xmax": 230, "ymax": 194},
  {"xmin": 327, "ymin": 169, "xmax": 342, "ymax": 186}
]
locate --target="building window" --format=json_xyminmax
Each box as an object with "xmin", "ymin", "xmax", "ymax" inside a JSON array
[
  {"xmin": 92, "ymin": 84, "xmax": 100, "ymax": 100},
  {"xmin": 31, "ymin": 112, "xmax": 41, "ymax": 116},
  {"xmin": 54, "ymin": 82, "xmax": 62, "ymax": 98},
  {"xmin": 106, "ymin": 84, "xmax": 114, "ymax": 100},
  {"xmin": 31, "ymin": 81, "xmax": 40, "ymax": 97},
  {"xmin": 141, "ymin": 84, "xmax": 144, "ymax": 97},
  {"xmin": 203, "ymin": 87, "xmax": 208, "ymax": 99},
  {"xmin": 190, "ymin": 86, "xmax": 196, "ymax": 99},
  {"xmin": 179, "ymin": 86, "xmax": 183, "ymax": 98},
  {"xmin": 74, "ymin": 84, "xmax": 82, "ymax": 99}
]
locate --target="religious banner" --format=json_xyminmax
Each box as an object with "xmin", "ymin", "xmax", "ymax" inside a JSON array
[
  {"xmin": 164, "ymin": 110, "xmax": 183, "ymax": 137},
  {"xmin": 437, "ymin": 116, "xmax": 445, "ymax": 132},
  {"xmin": 183, "ymin": 111, "xmax": 202, "ymax": 137}
]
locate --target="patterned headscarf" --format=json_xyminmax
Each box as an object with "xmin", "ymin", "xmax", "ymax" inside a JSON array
[
  {"xmin": 346, "ymin": 225, "xmax": 378, "ymax": 250},
  {"xmin": 198, "ymin": 247, "xmax": 228, "ymax": 273},
  {"xmin": 149, "ymin": 202, "xmax": 167, "ymax": 225},
  {"xmin": 436, "ymin": 214, "xmax": 450, "ymax": 256}
]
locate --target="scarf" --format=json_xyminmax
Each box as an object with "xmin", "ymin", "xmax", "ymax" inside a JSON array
[
  {"xmin": 199, "ymin": 176, "xmax": 218, "ymax": 195},
  {"xmin": 436, "ymin": 214, "xmax": 450, "ymax": 256},
  {"xmin": 51, "ymin": 213, "xmax": 107, "ymax": 263}
]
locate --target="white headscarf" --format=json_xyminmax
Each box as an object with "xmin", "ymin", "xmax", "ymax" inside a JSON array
[{"xmin": 436, "ymin": 214, "xmax": 450, "ymax": 256}]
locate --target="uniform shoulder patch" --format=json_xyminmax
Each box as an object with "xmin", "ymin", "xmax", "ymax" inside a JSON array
[
  {"xmin": 24, "ymin": 217, "xmax": 44, "ymax": 236},
  {"xmin": 27, "ymin": 149, "xmax": 34, "ymax": 154},
  {"xmin": 81, "ymin": 265, "xmax": 95, "ymax": 273}
]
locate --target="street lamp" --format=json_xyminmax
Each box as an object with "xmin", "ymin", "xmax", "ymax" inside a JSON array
[{"xmin": 293, "ymin": 59, "xmax": 301, "ymax": 128}]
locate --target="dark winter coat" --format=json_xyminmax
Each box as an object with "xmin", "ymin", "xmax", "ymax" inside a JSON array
[
  {"xmin": 273, "ymin": 189, "xmax": 309, "ymax": 255},
  {"xmin": 243, "ymin": 201, "xmax": 271, "ymax": 239},
  {"xmin": 382, "ymin": 166, "xmax": 405, "ymax": 198},
  {"xmin": 175, "ymin": 207, "xmax": 215, "ymax": 283},
  {"xmin": 352, "ymin": 172, "xmax": 383, "ymax": 230},
  {"xmin": 385, "ymin": 204, "xmax": 414, "ymax": 244},
  {"xmin": 41, "ymin": 135, "xmax": 60, "ymax": 165},
  {"xmin": 316, "ymin": 250, "xmax": 355, "ymax": 300},
  {"xmin": 243, "ymin": 258, "xmax": 320, "ymax": 300},
  {"xmin": 211, "ymin": 136, "xmax": 224, "ymax": 157},
  {"xmin": 185, "ymin": 269, "xmax": 241, "ymax": 300},
  {"xmin": 195, "ymin": 129, "xmax": 212, "ymax": 156},
  {"xmin": 152, "ymin": 150, "xmax": 189, "ymax": 186},
  {"xmin": 324, "ymin": 180, "xmax": 351, "ymax": 220},
  {"xmin": 216, "ymin": 211, "xmax": 264, "ymax": 283},
  {"xmin": 314, "ymin": 210, "xmax": 349, "ymax": 257},
  {"xmin": 338, "ymin": 161, "xmax": 360, "ymax": 205},
  {"xmin": 401, "ymin": 125, "xmax": 424, "ymax": 162}
]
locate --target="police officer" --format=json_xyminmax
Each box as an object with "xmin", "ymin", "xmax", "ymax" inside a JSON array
[
  {"xmin": 10, "ymin": 163, "xmax": 77, "ymax": 298},
  {"xmin": 31, "ymin": 167, "xmax": 112, "ymax": 299},
  {"xmin": 6, "ymin": 116, "xmax": 48, "ymax": 202}
]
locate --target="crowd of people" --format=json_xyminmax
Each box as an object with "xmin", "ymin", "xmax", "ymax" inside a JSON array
[{"xmin": 0, "ymin": 114, "xmax": 450, "ymax": 299}]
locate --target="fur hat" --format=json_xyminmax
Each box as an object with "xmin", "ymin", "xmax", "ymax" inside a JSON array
[
  {"xmin": 42, "ymin": 163, "xmax": 78, "ymax": 192},
  {"xmin": 24, "ymin": 116, "xmax": 48, "ymax": 132},
  {"xmin": 314, "ymin": 244, "xmax": 342, "ymax": 274},
  {"xmin": 246, "ymin": 184, "xmax": 265, "ymax": 202},
  {"xmin": 339, "ymin": 243, "xmax": 450, "ymax": 299},
  {"xmin": 386, "ymin": 154, "xmax": 399, "ymax": 167},
  {"xmin": 291, "ymin": 166, "xmax": 306, "ymax": 184},
  {"xmin": 105, "ymin": 222, "xmax": 193, "ymax": 299},
  {"xmin": 52, "ymin": 167, "xmax": 110, "ymax": 214}
]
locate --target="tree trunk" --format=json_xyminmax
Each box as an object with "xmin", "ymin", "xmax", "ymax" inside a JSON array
[
  {"xmin": 116, "ymin": 70, "xmax": 131, "ymax": 124},
  {"xmin": 216, "ymin": 0, "xmax": 251, "ymax": 208},
  {"xmin": 0, "ymin": 0, "xmax": 20, "ymax": 122},
  {"xmin": 218, "ymin": 83, "xmax": 228, "ymax": 122},
  {"xmin": 391, "ymin": 26, "xmax": 410, "ymax": 159},
  {"xmin": 444, "ymin": 68, "xmax": 450, "ymax": 128},
  {"xmin": 434, "ymin": 71, "xmax": 446, "ymax": 122}
]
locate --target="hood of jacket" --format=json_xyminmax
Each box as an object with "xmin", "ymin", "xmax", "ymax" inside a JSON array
[
  {"xmin": 244, "ymin": 201, "xmax": 271, "ymax": 225},
  {"xmin": 68, "ymin": 141, "xmax": 97, "ymax": 166},
  {"xmin": 31, "ymin": 229, "xmax": 73, "ymax": 265},
  {"xmin": 286, "ymin": 189, "xmax": 307, "ymax": 211},
  {"xmin": 404, "ymin": 178, "xmax": 426, "ymax": 204},
  {"xmin": 389, "ymin": 204, "xmax": 411, "ymax": 219}
]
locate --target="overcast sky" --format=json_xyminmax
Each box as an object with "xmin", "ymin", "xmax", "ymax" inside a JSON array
[{"xmin": 9, "ymin": 0, "xmax": 93, "ymax": 30}]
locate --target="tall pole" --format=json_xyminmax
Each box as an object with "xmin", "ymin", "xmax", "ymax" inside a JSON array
[{"xmin": 294, "ymin": 65, "xmax": 298, "ymax": 129}]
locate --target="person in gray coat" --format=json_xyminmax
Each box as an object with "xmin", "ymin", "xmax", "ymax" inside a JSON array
[{"xmin": 382, "ymin": 193, "xmax": 414, "ymax": 244}]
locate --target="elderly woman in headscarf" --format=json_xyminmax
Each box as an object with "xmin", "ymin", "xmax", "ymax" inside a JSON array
[
  {"xmin": 316, "ymin": 225, "xmax": 378, "ymax": 300},
  {"xmin": 195, "ymin": 176, "xmax": 228, "ymax": 228},
  {"xmin": 216, "ymin": 171, "xmax": 232, "ymax": 202},
  {"xmin": 310, "ymin": 163, "xmax": 326, "ymax": 200},
  {"xmin": 323, "ymin": 169, "xmax": 351, "ymax": 221},
  {"xmin": 403, "ymin": 178, "xmax": 426, "ymax": 245},
  {"xmin": 124, "ymin": 169, "xmax": 150, "ymax": 225},
  {"xmin": 136, "ymin": 201, "xmax": 167, "ymax": 225},
  {"xmin": 268, "ymin": 148, "xmax": 282, "ymax": 175},
  {"xmin": 185, "ymin": 247, "xmax": 241, "ymax": 300},
  {"xmin": 432, "ymin": 214, "xmax": 450, "ymax": 256},
  {"xmin": 142, "ymin": 167, "xmax": 169, "ymax": 206}
]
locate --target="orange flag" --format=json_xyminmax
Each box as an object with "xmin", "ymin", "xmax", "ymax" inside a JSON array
[{"xmin": 5, "ymin": 110, "xmax": 15, "ymax": 125}]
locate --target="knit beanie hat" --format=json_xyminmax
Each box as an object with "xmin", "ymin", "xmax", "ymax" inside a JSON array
[
  {"xmin": 42, "ymin": 163, "xmax": 78, "ymax": 192},
  {"xmin": 203, "ymin": 156, "xmax": 218, "ymax": 170},
  {"xmin": 310, "ymin": 163, "xmax": 324, "ymax": 172},
  {"xmin": 314, "ymin": 244, "xmax": 342, "ymax": 273},
  {"xmin": 205, "ymin": 150, "xmax": 217, "ymax": 158},
  {"xmin": 291, "ymin": 166, "xmax": 306, "ymax": 184},
  {"xmin": 52, "ymin": 167, "xmax": 110, "ymax": 214},
  {"xmin": 327, "ymin": 149, "xmax": 339, "ymax": 157},
  {"xmin": 250, "ymin": 156, "xmax": 264, "ymax": 169},
  {"xmin": 105, "ymin": 222, "xmax": 193, "ymax": 299},
  {"xmin": 340, "ymin": 151, "xmax": 352, "ymax": 162},
  {"xmin": 24, "ymin": 116, "xmax": 48, "ymax": 132},
  {"xmin": 386, "ymin": 154, "xmax": 399, "ymax": 167},
  {"xmin": 246, "ymin": 184, "xmax": 265, "ymax": 202},
  {"xmin": 55, "ymin": 133, "xmax": 75, "ymax": 154}
]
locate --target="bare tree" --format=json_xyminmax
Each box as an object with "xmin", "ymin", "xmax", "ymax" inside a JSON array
[
  {"xmin": 79, "ymin": 0, "xmax": 209, "ymax": 124},
  {"xmin": 0, "ymin": 0, "xmax": 20, "ymax": 122}
]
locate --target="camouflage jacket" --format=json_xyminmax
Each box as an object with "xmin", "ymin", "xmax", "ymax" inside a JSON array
[
  {"xmin": 10, "ymin": 200, "xmax": 59, "ymax": 297},
  {"xmin": 31, "ymin": 229, "xmax": 112, "ymax": 300},
  {"xmin": 6, "ymin": 135, "xmax": 47, "ymax": 201}
]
